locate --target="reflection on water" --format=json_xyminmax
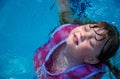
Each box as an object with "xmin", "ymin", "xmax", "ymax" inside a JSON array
[{"xmin": 0, "ymin": 53, "xmax": 33, "ymax": 79}]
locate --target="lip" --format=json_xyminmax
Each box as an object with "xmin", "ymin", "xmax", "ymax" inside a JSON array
[{"xmin": 73, "ymin": 33, "xmax": 79, "ymax": 45}]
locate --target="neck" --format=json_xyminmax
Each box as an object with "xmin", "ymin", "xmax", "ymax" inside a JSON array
[
  {"xmin": 54, "ymin": 43, "xmax": 83, "ymax": 69},
  {"xmin": 63, "ymin": 43, "xmax": 83, "ymax": 69}
]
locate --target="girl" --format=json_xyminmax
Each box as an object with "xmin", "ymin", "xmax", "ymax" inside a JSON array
[
  {"xmin": 33, "ymin": 0, "xmax": 120, "ymax": 79},
  {"xmin": 33, "ymin": 22, "xmax": 119, "ymax": 79}
]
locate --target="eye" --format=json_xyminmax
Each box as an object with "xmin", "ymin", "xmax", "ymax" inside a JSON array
[
  {"xmin": 95, "ymin": 35, "xmax": 106, "ymax": 41},
  {"xmin": 90, "ymin": 39, "xmax": 94, "ymax": 48}
]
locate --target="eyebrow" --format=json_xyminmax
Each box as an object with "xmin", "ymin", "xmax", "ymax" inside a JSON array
[{"xmin": 90, "ymin": 25, "xmax": 107, "ymax": 41}]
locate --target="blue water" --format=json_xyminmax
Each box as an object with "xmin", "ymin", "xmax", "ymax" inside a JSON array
[{"xmin": 0, "ymin": 0, "xmax": 119, "ymax": 79}]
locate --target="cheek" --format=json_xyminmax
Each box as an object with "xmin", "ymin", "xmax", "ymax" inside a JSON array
[
  {"xmin": 75, "ymin": 44, "xmax": 92, "ymax": 56},
  {"xmin": 70, "ymin": 45, "xmax": 92, "ymax": 60}
]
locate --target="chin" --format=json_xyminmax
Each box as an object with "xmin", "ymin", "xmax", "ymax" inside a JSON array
[{"xmin": 66, "ymin": 37, "xmax": 73, "ymax": 46}]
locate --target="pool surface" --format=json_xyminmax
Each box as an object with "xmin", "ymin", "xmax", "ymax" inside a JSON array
[{"xmin": 0, "ymin": 0, "xmax": 120, "ymax": 79}]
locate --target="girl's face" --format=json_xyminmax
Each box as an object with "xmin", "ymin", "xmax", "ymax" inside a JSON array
[{"xmin": 66, "ymin": 24, "xmax": 108, "ymax": 64}]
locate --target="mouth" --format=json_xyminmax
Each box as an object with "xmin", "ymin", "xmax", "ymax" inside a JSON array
[{"xmin": 73, "ymin": 33, "xmax": 79, "ymax": 45}]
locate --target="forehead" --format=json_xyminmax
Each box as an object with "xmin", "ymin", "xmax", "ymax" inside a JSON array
[
  {"xmin": 89, "ymin": 24, "xmax": 108, "ymax": 38},
  {"xmin": 85, "ymin": 24, "xmax": 109, "ymax": 55}
]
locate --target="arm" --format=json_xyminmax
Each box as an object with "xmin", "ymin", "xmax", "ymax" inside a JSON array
[
  {"xmin": 56, "ymin": 0, "xmax": 92, "ymax": 24},
  {"xmin": 56, "ymin": 0, "xmax": 74, "ymax": 24},
  {"xmin": 56, "ymin": 0, "xmax": 86, "ymax": 24}
]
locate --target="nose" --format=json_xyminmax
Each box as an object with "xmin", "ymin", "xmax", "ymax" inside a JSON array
[{"xmin": 80, "ymin": 30, "xmax": 93, "ymax": 41}]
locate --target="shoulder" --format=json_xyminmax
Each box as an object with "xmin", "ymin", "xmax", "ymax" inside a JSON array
[{"xmin": 50, "ymin": 24, "xmax": 79, "ymax": 38}]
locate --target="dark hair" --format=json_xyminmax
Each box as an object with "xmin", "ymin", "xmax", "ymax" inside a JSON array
[
  {"xmin": 91, "ymin": 22, "xmax": 120, "ymax": 63},
  {"xmin": 92, "ymin": 22, "xmax": 120, "ymax": 78}
]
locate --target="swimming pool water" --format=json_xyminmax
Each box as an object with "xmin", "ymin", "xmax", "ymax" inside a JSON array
[{"xmin": 0, "ymin": 0, "xmax": 119, "ymax": 79}]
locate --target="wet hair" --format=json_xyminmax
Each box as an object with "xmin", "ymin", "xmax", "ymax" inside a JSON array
[{"xmin": 90, "ymin": 22, "xmax": 120, "ymax": 78}]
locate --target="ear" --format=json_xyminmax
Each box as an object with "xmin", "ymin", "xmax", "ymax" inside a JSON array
[{"xmin": 84, "ymin": 57, "xmax": 99, "ymax": 64}]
